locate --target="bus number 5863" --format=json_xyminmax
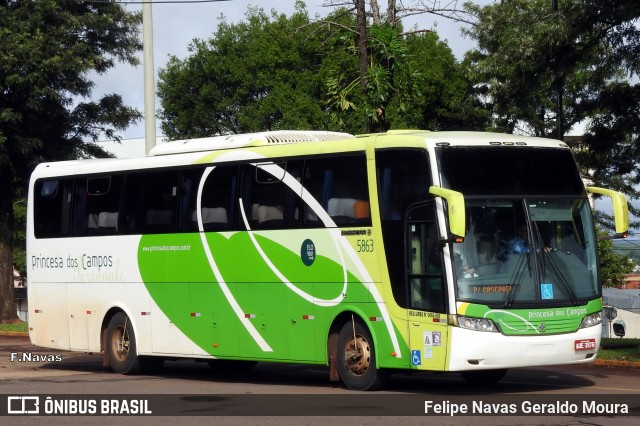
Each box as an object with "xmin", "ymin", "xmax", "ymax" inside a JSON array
[{"xmin": 357, "ymin": 239, "xmax": 374, "ymax": 252}]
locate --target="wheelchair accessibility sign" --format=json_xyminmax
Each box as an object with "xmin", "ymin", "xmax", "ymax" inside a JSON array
[
  {"xmin": 411, "ymin": 350, "xmax": 421, "ymax": 366},
  {"xmin": 541, "ymin": 283, "xmax": 554, "ymax": 300}
]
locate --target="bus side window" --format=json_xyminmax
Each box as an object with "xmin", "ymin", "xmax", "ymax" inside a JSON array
[
  {"xmin": 123, "ymin": 171, "xmax": 179, "ymax": 234},
  {"xmin": 34, "ymin": 179, "xmax": 74, "ymax": 238},
  {"xmin": 377, "ymin": 150, "xmax": 431, "ymax": 221},
  {"xmin": 177, "ymin": 168, "xmax": 203, "ymax": 232},
  {"xmin": 303, "ymin": 155, "xmax": 370, "ymax": 228},
  {"xmin": 198, "ymin": 165, "xmax": 238, "ymax": 232},
  {"xmin": 239, "ymin": 162, "xmax": 301, "ymax": 230},
  {"xmin": 74, "ymin": 175, "xmax": 123, "ymax": 236}
]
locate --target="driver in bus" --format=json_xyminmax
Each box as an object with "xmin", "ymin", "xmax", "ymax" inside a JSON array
[{"xmin": 508, "ymin": 224, "xmax": 553, "ymax": 254}]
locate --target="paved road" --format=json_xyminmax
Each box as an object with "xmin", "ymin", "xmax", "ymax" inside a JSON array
[{"xmin": 1, "ymin": 334, "xmax": 639, "ymax": 425}]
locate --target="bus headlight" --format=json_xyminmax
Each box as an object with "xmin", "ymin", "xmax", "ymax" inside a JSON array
[
  {"xmin": 453, "ymin": 315, "xmax": 499, "ymax": 332},
  {"xmin": 579, "ymin": 311, "xmax": 602, "ymax": 329}
]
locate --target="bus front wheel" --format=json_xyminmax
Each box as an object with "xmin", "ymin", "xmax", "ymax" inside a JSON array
[
  {"xmin": 337, "ymin": 320, "xmax": 388, "ymax": 391},
  {"xmin": 106, "ymin": 312, "xmax": 146, "ymax": 375}
]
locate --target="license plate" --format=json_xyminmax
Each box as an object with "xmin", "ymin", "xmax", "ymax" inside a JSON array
[{"xmin": 574, "ymin": 338, "xmax": 596, "ymax": 351}]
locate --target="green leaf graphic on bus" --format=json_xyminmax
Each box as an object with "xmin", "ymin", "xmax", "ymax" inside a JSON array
[{"xmin": 137, "ymin": 232, "xmax": 381, "ymax": 359}]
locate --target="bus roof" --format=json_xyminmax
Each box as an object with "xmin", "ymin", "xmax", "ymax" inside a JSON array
[
  {"xmin": 372, "ymin": 130, "xmax": 569, "ymax": 149},
  {"xmin": 149, "ymin": 130, "xmax": 356, "ymax": 156},
  {"xmin": 31, "ymin": 130, "xmax": 571, "ymax": 178},
  {"xmin": 150, "ymin": 130, "xmax": 569, "ymax": 156}
]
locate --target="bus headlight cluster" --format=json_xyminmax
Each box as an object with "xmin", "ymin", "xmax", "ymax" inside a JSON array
[
  {"xmin": 455, "ymin": 316, "xmax": 498, "ymax": 332},
  {"xmin": 579, "ymin": 311, "xmax": 602, "ymax": 328}
]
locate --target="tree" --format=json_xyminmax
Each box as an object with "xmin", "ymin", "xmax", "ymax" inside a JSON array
[
  {"xmin": 320, "ymin": 0, "xmax": 479, "ymax": 132},
  {"xmin": 158, "ymin": 2, "xmax": 486, "ymax": 137},
  {"xmin": 598, "ymin": 235, "xmax": 635, "ymax": 287},
  {"xmin": 464, "ymin": 0, "xmax": 640, "ymax": 228},
  {"xmin": 464, "ymin": 0, "xmax": 601, "ymax": 137},
  {"xmin": 158, "ymin": 4, "xmax": 329, "ymax": 139},
  {"xmin": 0, "ymin": 1, "xmax": 142, "ymax": 322}
]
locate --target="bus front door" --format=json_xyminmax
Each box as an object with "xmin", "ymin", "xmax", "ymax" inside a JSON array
[{"xmin": 406, "ymin": 202, "xmax": 448, "ymax": 371}]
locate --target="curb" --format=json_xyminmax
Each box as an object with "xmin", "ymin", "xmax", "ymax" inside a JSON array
[
  {"xmin": 0, "ymin": 331, "xmax": 29, "ymax": 337},
  {"xmin": 592, "ymin": 359, "xmax": 640, "ymax": 368},
  {"xmin": 2, "ymin": 331, "xmax": 638, "ymax": 368}
]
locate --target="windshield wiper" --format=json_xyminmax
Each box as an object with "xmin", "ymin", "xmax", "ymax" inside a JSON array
[
  {"xmin": 531, "ymin": 223, "xmax": 579, "ymax": 306},
  {"xmin": 504, "ymin": 253, "xmax": 529, "ymax": 308}
]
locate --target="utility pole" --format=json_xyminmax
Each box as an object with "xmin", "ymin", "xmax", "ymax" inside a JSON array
[
  {"xmin": 143, "ymin": 2, "xmax": 156, "ymax": 154},
  {"xmin": 552, "ymin": 0, "xmax": 564, "ymax": 140}
]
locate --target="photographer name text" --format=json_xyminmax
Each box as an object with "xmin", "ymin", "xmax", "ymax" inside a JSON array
[
  {"xmin": 10, "ymin": 352, "xmax": 62, "ymax": 363},
  {"xmin": 425, "ymin": 400, "xmax": 629, "ymax": 416}
]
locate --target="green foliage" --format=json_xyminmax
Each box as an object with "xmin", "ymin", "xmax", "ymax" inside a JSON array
[
  {"xmin": 598, "ymin": 338, "xmax": 640, "ymax": 362},
  {"xmin": 597, "ymin": 234, "xmax": 635, "ymax": 287},
  {"xmin": 0, "ymin": 0, "xmax": 143, "ymax": 176},
  {"xmin": 314, "ymin": 8, "xmax": 368, "ymax": 133},
  {"xmin": 465, "ymin": 0, "xmax": 614, "ymax": 136},
  {"xmin": 158, "ymin": 4, "xmax": 328, "ymax": 138},
  {"xmin": 0, "ymin": 0, "xmax": 142, "ymax": 320},
  {"xmin": 0, "ymin": 320, "xmax": 28, "ymax": 332},
  {"xmin": 157, "ymin": 4, "xmax": 487, "ymax": 138}
]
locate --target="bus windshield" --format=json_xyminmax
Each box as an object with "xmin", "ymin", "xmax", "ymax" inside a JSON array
[
  {"xmin": 436, "ymin": 146, "xmax": 599, "ymax": 307},
  {"xmin": 453, "ymin": 198, "xmax": 598, "ymax": 306}
]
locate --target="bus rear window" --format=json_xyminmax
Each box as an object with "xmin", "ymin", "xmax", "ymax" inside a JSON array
[
  {"xmin": 40, "ymin": 180, "xmax": 59, "ymax": 197},
  {"xmin": 34, "ymin": 179, "xmax": 73, "ymax": 238}
]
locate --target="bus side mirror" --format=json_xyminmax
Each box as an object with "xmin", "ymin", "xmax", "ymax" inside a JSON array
[
  {"xmin": 586, "ymin": 187, "xmax": 629, "ymax": 240},
  {"xmin": 429, "ymin": 186, "xmax": 465, "ymax": 241}
]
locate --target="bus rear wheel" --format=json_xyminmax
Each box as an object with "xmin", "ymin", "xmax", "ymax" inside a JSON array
[
  {"xmin": 106, "ymin": 312, "xmax": 146, "ymax": 375},
  {"xmin": 337, "ymin": 320, "xmax": 388, "ymax": 391}
]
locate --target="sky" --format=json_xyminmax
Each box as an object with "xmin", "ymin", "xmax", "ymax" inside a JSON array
[{"xmin": 89, "ymin": 0, "xmax": 488, "ymax": 141}]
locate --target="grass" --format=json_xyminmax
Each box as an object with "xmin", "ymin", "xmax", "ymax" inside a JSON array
[
  {"xmin": 0, "ymin": 320, "xmax": 28, "ymax": 333},
  {"xmin": 1, "ymin": 321, "xmax": 638, "ymax": 363},
  {"xmin": 598, "ymin": 338, "xmax": 640, "ymax": 362}
]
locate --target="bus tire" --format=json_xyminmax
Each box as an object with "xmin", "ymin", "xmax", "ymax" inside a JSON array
[
  {"xmin": 460, "ymin": 368, "xmax": 507, "ymax": 384},
  {"xmin": 105, "ymin": 312, "xmax": 147, "ymax": 375},
  {"xmin": 337, "ymin": 320, "xmax": 389, "ymax": 391}
]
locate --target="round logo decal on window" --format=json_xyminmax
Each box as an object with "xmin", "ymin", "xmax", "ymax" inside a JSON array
[{"xmin": 301, "ymin": 239, "xmax": 316, "ymax": 266}]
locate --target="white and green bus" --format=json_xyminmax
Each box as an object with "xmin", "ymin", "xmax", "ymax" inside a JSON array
[{"xmin": 27, "ymin": 130, "xmax": 629, "ymax": 390}]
